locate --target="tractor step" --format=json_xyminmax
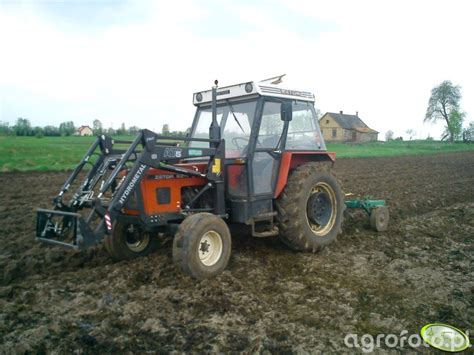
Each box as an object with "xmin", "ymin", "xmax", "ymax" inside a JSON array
[
  {"xmin": 252, "ymin": 211, "xmax": 277, "ymax": 221},
  {"xmin": 251, "ymin": 226, "xmax": 279, "ymax": 238},
  {"xmin": 250, "ymin": 212, "xmax": 278, "ymax": 237}
]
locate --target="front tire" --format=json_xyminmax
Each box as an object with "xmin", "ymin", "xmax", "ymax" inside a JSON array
[
  {"xmin": 276, "ymin": 162, "xmax": 344, "ymax": 252},
  {"xmin": 173, "ymin": 213, "xmax": 231, "ymax": 280},
  {"xmin": 104, "ymin": 221, "xmax": 159, "ymax": 260}
]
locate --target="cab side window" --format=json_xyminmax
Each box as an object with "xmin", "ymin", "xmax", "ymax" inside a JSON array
[{"xmin": 286, "ymin": 101, "xmax": 325, "ymax": 150}]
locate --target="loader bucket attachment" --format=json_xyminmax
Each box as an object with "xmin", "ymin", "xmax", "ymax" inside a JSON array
[{"xmin": 36, "ymin": 209, "xmax": 100, "ymax": 249}]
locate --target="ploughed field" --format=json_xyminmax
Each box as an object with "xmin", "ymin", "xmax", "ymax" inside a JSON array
[{"xmin": 1, "ymin": 152, "xmax": 473, "ymax": 353}]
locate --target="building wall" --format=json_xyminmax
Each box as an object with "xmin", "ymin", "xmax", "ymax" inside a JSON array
[
  {"xmin": 357, "ymin": 132, "xmax": 378, "ymax": 142},
  {"xmin": 76, "ymin": 127, "xmax": 93, "ymax": 136},
  {"xmin": 319, "ymin": 115, "xmax": 346, "ymax": 141},
  {"xmin": 319, "ymin": 114, "xmax": 378, "ymax": 142},
  {"xmin": 82, "ymin": 127, "xmax": 93, "ymax": 136}
]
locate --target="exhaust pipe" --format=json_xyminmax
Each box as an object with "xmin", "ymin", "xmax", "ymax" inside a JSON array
[{"xmin": 209, "ymin": 80, "xmax": 221, "ymax": 147}]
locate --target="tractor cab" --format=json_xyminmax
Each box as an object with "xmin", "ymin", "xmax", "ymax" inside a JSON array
[
  {"xmin": 188, "ymin": 81, "xmax": 329, "ymax": 226},
  {"xmin": 189, "ymin": 81, "xmax": 326, "ymax": 157}
]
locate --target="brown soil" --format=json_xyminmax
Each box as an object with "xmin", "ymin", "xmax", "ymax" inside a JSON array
[{"xmin": 1, "ymin": 152, "xmax": 473, "ymax": 353}]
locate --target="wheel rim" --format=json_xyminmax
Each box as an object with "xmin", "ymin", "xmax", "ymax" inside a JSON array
[
  {"xmin": 305, "ymin": 182, "xmax": 337, "ymax": 236},
  {"xmin": 198, "ymin": 230, "xmax": 223, "ymax": 267},
  {"xmin": 372, "ymin": 206, "xmax": 389, "ymax": 231},
  {"xmin": 125, "ymin": 224, "xmax": 150, "ymax": 252}
]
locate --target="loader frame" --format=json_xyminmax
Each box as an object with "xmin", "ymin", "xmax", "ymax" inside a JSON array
[{"xmin": 36, "ymin": 129, "xmax": 226, "ymax": 249}]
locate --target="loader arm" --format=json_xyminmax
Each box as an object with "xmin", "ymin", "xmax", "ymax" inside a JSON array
[{"xmin": 36, "ymin": 129, "xmax": 226, "ymax": 249}]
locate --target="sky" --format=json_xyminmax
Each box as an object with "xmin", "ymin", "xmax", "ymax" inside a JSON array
[{"xmin": 1, "ymin": 0, "xmax": 473, "ymax": 139}]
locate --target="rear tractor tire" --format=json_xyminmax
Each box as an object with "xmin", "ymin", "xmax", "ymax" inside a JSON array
[
  {"xmin": 276, "ymin": 162, "xmax": 345, "ymax": 253},
  {"xmin": 103, "ymin": 221, "xmax": 159, "ymax": 260},
  {"xmin": 173, "ymin": 213, "xmax": 231, "ymax": 280}
]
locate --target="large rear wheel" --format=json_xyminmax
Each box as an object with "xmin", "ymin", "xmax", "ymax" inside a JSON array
[
  {"xmin": 172, "ymin": 213, "xmax": 231, "ymax": 279},
  {"xmin": 276, "ymin": 162, "xmax": 344, "ymax": 252}
]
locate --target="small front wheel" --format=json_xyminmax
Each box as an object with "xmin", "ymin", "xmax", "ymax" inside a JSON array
[
  {"xmin": 104, "ymin": 221, "xmax": 159, "ymax": 260},
  {"xmin": 172, "ymin": 213, "xmax": 231, "ymax": 279}
]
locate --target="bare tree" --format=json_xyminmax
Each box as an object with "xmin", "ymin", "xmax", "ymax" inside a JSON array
[
  {"xmin": 406, "ymin": 129, "xmax": 416, "ymax": 140},
  {"xmin": 93, "ymin": 119, "xmax": 103, "ymax": 135},
  {"xmin": 385, "ymin": 130, "xmax": 394, "ymax": 141},
  {"xmin": 425, "ymin": 80, "xmax": 464, "ymax": 142}
]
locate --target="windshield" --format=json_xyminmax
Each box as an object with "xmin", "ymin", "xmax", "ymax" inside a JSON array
[{"xmin": 190, "ymin": 101, "xmax": 257, "ymax": 157}]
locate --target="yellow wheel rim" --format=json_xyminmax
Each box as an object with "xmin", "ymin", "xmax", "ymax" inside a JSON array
[{"xmin": 305, "ymin": 182, "xmax": 337, "ymax": 237}]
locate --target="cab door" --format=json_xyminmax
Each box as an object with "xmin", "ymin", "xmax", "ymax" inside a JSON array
[{"xmin": 251, "ymin": 100, "xmax": 286, "ymax": 196}]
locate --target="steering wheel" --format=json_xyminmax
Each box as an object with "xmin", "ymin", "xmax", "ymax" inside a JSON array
[{"xmin": 231, "ymin": 137, "xmax": 250, "ymax": 151}]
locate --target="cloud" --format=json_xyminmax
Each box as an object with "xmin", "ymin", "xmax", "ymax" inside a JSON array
[{"xmin": 1, "ymin": 0, "xmax": 473, "ymax": 139}]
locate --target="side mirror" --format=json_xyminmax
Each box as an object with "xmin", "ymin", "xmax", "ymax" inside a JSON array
[{"xmin": 281, "ymin": 102, "xmax": 293, "ymax": 121}]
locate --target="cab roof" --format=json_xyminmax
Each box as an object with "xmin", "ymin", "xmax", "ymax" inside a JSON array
[{"xmin": 193, "ymin": 81, "xmax": 315, "ymax": 106}]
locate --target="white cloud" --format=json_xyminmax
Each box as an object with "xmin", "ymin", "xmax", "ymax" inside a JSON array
[{"xmin": 1, "ymin": 0, "xmax": 473, "ymax": 139}]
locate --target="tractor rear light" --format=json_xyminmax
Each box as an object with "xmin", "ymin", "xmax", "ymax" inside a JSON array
[{"xmin": 245, "ymin": 82, "xmax": 253, "ymax": 93}]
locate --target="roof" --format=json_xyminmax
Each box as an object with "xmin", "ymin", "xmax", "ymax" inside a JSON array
[
  {"xmin": 77, "ymin": 125, "xmax": 92, "ymax": 131},
  {"xmin": 193, "ymin": 81, "xmax": 315, "ymax": 106},
  {"xmin": 354, "ymin": 127, "xmax": 378, "ymax": 133},
  {"xmin": 321, "ymin": 112, "xmax": 378, "ymax": 133}
]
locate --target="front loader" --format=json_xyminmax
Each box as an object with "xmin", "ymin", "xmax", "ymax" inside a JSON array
[{"xmin": 36, "ymin": 79, "xmax": 389, "ymax": 279}]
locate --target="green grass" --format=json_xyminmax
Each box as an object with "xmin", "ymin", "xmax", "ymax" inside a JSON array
[
  {"xmin": 0, "ymin": 136, "xmax": 473, "ymax": 172},
  {"xmin": 0, "ymin": 136, "xmax": 95, "ymax": 172},
  {"xmin": 327, "ymin": 140, "xmax": 474, "ymax": 158}
]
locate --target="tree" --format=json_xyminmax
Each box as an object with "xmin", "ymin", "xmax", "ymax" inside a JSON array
[
  {"xmin": 314, "ymin": 107, "xmax": 322, "ymax": 120},
  {"xmin": 0, "ymin": 121, "xmax": 11, "ymax": 135},
  {"xmin": 425, "ymin": 80, "xmax": 464, "ymax": 142},
  {"xmin": 162, "ymin": 124, "xmax": 170, "ymax": 135},
  {"xmin": 385, "ymin": 130, "xmax": 394, "ymax": 141},
  {"xmin": 93, "ymin": 119, "xmax": 103, "ymax": 135},
  {"xmin": 116, "ymin": 122, "xmax": 126, "ymax": 136},
  {"xmin": 128, "ymin": 126, "xmax": 140, "ymax": 135},
  {"xmin": 463, "ymin": 121, "xmax": 473, "ymax": 143},
  {"xmin": 443, "ymin": 111, "xmax": 464, "ymax": 141},
  {"xmin": 33, "ymin": 126, "xmax": 44, "ymax": 138},
  {"xmin": 405, "ymin": 129, "xmax": 416, "ymax": 140},
  {"xmin": 59, "ymin": 121, "xmax": 75, "ymax": 136},
  {"xmin": 13, "ymin": 117, "xmax": 32, "ymax": 136},
  {"xmin": 43, "ymin": 125, "xmax": 60, "ymax": 136}
]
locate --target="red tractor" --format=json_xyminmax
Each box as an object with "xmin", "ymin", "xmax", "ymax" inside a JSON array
[{"xmin": 37, "ymin": 79, "xmax": 386, "ymax": 279}]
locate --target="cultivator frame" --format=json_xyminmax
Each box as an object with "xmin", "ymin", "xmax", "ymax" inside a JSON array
[
  {"xmin": 36, "ymin": 129, "xmax": 226, "ymax": 249},
  {"xmin": 344, "ymin": 198, "xmax": 389, "ymax": 231},
  {"xmin": 345, "ymin": 199, "xmax": 386, "ymax": 215}
]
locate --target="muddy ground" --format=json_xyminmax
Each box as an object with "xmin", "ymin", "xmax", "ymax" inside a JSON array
[{"xmin": 1, "ymin": 152, "xmax": 473, "ymax": 353}]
